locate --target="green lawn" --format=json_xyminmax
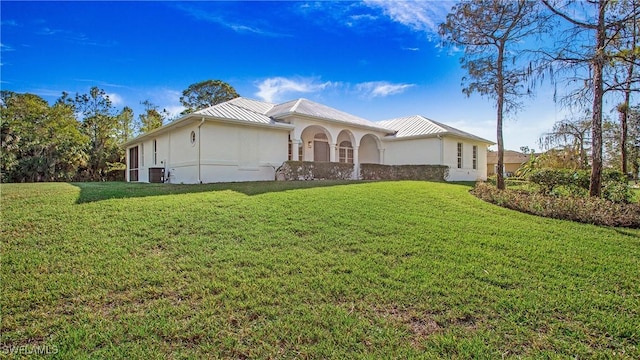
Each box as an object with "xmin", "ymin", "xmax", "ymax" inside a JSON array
[{"xmin": 2, "ymin": 181, "xmax": 639, "ymax": 359}]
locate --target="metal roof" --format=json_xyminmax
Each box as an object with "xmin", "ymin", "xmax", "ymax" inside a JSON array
[
  {"xmin": 378, "ymin": 115, "xmax": 494, "ymax": 144},
  {"xmin": 194, "ymin": 97, "xmax": 275, "ymax": 124},
  {"xmin": 267, "ymin": 98, "xmax": 395, "ymax": 133}
]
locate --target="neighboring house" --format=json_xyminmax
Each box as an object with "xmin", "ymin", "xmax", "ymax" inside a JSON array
[
  {"xmin": 123, "ymin": 97, "xmax": 494, "ymax": 184},
  {"xmin": 486, "ymin": 150, "xmax": 531, "ymax": 177}
]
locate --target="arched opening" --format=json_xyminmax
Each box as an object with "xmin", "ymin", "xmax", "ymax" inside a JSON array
[
  {"xmin": 300, "ymin": 125, "xmax": 332, "ymax": 162},
  {"xmin": 313, "ymin": 133, "xmax": 330, "ymax": 162},
  {"xmin": 338, "ymin": 140, "xmax": 354, "ymax": 163},
  {"xmin": 359, "ymin": 134, "xmax": 381, "ymax": 164}
]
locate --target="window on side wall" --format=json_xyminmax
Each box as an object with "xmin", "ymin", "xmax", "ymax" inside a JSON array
[
  {"xmin": 153, "ymin": 139, "xmax": 157, "ymax": 165},
  {"xmin": 472, "ymin": 145, "xmax": 478, "ymax": 170},
  {"xmin": 457, "ymin": 142, "xmax": 463, "ymax": 169}
]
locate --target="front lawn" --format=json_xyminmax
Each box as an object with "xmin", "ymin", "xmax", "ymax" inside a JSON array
[{"xmin": 2, "ymin": 181, "xmax": 639, "ymax": 358}]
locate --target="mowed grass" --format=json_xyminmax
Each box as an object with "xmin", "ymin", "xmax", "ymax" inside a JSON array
[{"xmin": 2, "ymin": 181, "xmax": 639, "ymax": 359}]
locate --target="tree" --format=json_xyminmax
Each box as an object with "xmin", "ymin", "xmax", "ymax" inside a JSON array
[
  {"xmin": 0, "ymin": 91, "xmax": 88, "ymax": 182},
  {"xmin": 71, "ymin": 87, "xmax": 119, "ymax": 181},
  {"xmin": 612, "ymin": 1, "xmax": 639, "ymax": 175},
  {"xmin": 541, "ymin": 0, "xmax": 640, "ymax": 196},
  {"xmin": 539, "ymin": 116, "xmax": 592, "ymax": 169},
  {"xmin": 138, "ymin": 100, "xmax": 168, "ymax": 134},
  {"xmin": 440, "ymin": 0, "xmax": 544, "ymax": 190},
  {"xmin": 116, "ymin": 106, "xmax": 135, "ymax": 143},
  {"xmin": 605, "ymin": 106, "xmax": 640, "ymax": 175},
  {"xmin": 180, "ymin": 80, "xmax": 239, "ymax": 114}
]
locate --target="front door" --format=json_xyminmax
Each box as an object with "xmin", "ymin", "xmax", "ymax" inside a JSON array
[
  {"xmin": 314, "ymin": 141, "xmax": 330, "ymax": 162},
  {"xmin": 129, "ymin": 146, "xmax": 139, "ymax": 181}
]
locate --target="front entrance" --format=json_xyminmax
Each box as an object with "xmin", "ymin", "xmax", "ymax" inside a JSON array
[
  {"xmin": 129, "ymin": 146, "xmax": 139, "ymax": 181},
  {"xmin": 313, "ymin": 133, "xmax": 330, "ymax": 162}
]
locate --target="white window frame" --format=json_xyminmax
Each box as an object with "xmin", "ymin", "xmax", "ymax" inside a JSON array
[
  {"xmin": 338, "ymin": 141, "xmax": 354, "ymax": 164},
  {"xmin": 457, "ymin": 142, "xmax": 463, "ymax": 169},
  {"xmin": 472, "ymin": 145, "xmax": 478, "ymax": 170}
]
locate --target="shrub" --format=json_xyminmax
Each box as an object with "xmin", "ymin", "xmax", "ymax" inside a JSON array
[
  {"xmin": 528, "ymin": 168, "xmax": 632, "ymax": 203},
  {"xmin": 471, "ymin": 182, "xmax": 640, "ymax": 228}
]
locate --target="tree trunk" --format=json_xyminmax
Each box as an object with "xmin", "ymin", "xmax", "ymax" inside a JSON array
[
  {"xmin": 589, "ymin": 1, "xmax": 607, "ymax": 197},
  {"xmin": 496, "ymin": 42, "xmax": 506, "ymax": 190}
]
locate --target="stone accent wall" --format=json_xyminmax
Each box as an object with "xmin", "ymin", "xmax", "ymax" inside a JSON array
[
  {"xmin": 360, "ymin": 163, "xmax": 449, "ymax": 181},
  {"xmin": 276, "ymin": 161, "xmax": 354, "ymax": 181}
]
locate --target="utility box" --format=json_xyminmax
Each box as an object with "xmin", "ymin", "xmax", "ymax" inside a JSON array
[{"xmin": 149, "ymin": 167, "xmax": 165, "ymax": 183}]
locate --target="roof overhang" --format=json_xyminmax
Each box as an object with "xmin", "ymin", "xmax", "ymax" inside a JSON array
[
  {"xmin": 273, "ymin": 112, "xmax": 396, "ymax": 135},
  {"xmin": 121, "ymin": 113, "xmax": 295, "ymax": 148},
  {"xmin": 383, "ymin": 132, "xmax": 495, "ymax": 145}
]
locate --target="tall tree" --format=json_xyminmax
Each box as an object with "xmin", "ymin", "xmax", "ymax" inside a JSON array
[
  {"xmin": 612, "ymin": 0, "xmax": 639, "ymax": 175},
  {"xmin": 138, "ymin": 100, "xmax": 168, "ymax": 134},
  {"xmin": 71, "ymin": 87, "xmax": 119, "ymax": 181},
  {"xmin": 542, "ymin": 0, "xmax": 640, "ymax": 196},
  {"xmin": 180, "ymin": 79, "xmax": 239, "ymax": 114},
  {"xmin": 440, "ymin": 0, "xmax": 543, "ymax": 190},
  {"xmin": 116, "ymin": 106, "xmax": 135, "ymax": 143},
  {"xmin": 0, "ymin": 91, "xmax": 88, "ymax": 182},
  {"xmin": 539, "ymin": 116, "xmax": 592, "ymax": 169}
]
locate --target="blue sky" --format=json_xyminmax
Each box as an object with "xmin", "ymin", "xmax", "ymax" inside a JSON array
[{"xmin": 1, "ymin": 1, "xmax": 565, "ymax": 151}]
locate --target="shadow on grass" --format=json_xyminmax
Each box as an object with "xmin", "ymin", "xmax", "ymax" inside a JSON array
[{"xmin": 72, "ymin": 180, "xmax": 366, "ymax": 204}]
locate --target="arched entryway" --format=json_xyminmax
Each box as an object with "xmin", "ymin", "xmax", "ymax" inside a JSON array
[
  {"xmin": 299, "ymin": 125, "xmax": 333, "ymax": 162},
  {"xmin": 359, "ymin": 134, "xmax": 381, "ymax": 164}
]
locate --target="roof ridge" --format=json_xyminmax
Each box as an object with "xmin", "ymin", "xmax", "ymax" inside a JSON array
[
  {"xmin": 229, "ymin": 97, "xmax": 275, "ymax": 115},
  {"xmin": 289, "ymin": 98, "xmax": 304, "ymax": 113}
]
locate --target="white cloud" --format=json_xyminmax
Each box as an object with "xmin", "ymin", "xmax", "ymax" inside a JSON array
[
  {"xmin": 363, "ymin": 0, "xmax": 454, "ymax": 34},
  {"xmin": 106, "ymin": 93, "xmax": 124, "ymax": 106},
  {"xmin": 255, "ymin": 77, "xmax": 335, "ymax": 103},
  {"xmin": 0, "ymin": 43, "xmax": 15, "ymax": 52},
  {"xmin": 355, "ymin": 81, "xmax": 415, "ymax": 98},
  {"xmin": 175, "ymin": 4, "xmax": 290, "ymax": 38}
]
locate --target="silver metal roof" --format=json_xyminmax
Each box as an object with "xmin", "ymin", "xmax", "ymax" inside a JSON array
[
  {"xmin": 194, "ymin": 98, "xmax": 275, "ymax": 124},
  {"xmin": 267, "ymin": 98, "xmax": 394, "ymax": 133},
  {"xmin": 378, "ymin": 115, "xmax": 494, "ymax": 144}
]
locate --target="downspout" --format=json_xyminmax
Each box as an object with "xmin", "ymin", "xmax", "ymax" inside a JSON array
[
  {"xmin": 437, "ymin": 135, "xmax": 444, "ymax": 164},
  {"xmin": 197, "ymin": 118, "xmax": 205, "ymax": 184}
]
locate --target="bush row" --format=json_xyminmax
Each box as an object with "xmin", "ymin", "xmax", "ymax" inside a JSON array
[{"xmin": 471, "ymin": 182, "xmax": 640, "ymax": 228}]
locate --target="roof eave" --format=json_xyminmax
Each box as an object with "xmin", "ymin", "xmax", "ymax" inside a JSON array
[
  {"xmin": 121, "ymin": 114, "xmax": 294, "ymax": 148},
  {"xmin": 274, "ymin": 112, "xmax": 395, "ymax": 134}
]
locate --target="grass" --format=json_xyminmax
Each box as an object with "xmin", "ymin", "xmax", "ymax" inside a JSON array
[{"xmin": 2, "ymin": 181, "xmax": 639, "ymax": 359}]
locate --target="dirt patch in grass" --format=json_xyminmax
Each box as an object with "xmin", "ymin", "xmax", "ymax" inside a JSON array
[{"xmin": 373, "ymin": 305, "xmax": 444, "ymax": 346}]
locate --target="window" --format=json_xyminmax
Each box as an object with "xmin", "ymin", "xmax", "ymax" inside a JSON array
[
  {"xmin": 128, "ymin": 146, "xmax": 139, "ymax": 181},
  {"xmin": 457, "ymin": 142, "xmax": 463, "ymax": 169},
  {"xmin": 140, "ymin": 143, "xmax": 144, "ymax": 167},
  {"xmin": 190, "ymin": 130, "xmax": 196, "ymax": 145},
  {"xmin": 338, "ymin": 141, "xmax": 354, "ymax": 164},
  {"xmin": 153, "ymin": 139, "xmax": 158, "ymax": 165},
  {"xmin": 472, "ymin": 145, "xmax": 478, "ymax": 170}
]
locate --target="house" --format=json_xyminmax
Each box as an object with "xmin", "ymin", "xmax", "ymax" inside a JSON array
[
  {"xmin": 486, "ymin": 150, "xmax": 531, "ymax": 177},
  {"xmin": 122, "ymin": 97, "xmax": 494, "ymax": 184}
]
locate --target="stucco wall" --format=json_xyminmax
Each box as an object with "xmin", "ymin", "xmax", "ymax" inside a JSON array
[
  {"xmin": 383, "ymin": 137, "xmax": 442, "ymax": 166},
  {"xmin": 442, "ymin": 138, "xmax": 488, "ymax": 181}
]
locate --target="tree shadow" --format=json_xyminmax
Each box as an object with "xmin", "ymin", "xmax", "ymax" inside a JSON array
[{"xmin": 72, "ymin": 180, "xmax": 366, "ymax": 204}]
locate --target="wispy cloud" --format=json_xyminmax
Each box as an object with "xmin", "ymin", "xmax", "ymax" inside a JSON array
[
  {"xmin": 176, "ymin": 4, "xmax": 291, "ymax": 38},
  {"xmin": 36, "ymin": 27, "xmax": 117, "ymax": 47},
  {"xmin": 1, "ymin": 20, "xmax": 18, "ymax": 27},
  {"xmin": 363, "ymin": 0, "xmax": 454, "ymax": 35},
  {"xmin": 75, "ymin": 79, "xmax": 129, "ymax": 89},
  {"xmin": 402, "ymin": 47, "xmax": 420, "ymax": 52},
  {"xmin": 106, "ymin": 93, "xmax": 124, "ymax": 106},
  {"xmin": 0, "ymin": 43, "xmax": 15, "ymax": 52},
  {"xmin": 255, "ymin": 77, "xmax": 336, "ymax": 103},
  {"xmin": 254, "ymin": 76, "xmax": 414, "ymax": 102},
  {"xmin": 355, "ymin": 81, "xmax": 415, "ymax": 98}
]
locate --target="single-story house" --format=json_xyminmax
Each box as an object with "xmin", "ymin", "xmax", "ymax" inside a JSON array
[
  {"xmin": 486, "ymin": 150, "xmax": 531, "ymax": 177},
  {"xmin": 122, "ymin": 97, "xmax": 494, "ymax": 183}
]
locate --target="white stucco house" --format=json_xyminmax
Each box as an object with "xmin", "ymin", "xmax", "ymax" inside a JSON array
[{"xmin": 122, "ymin": 97, "xmax": 494, "ymax": 184}]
